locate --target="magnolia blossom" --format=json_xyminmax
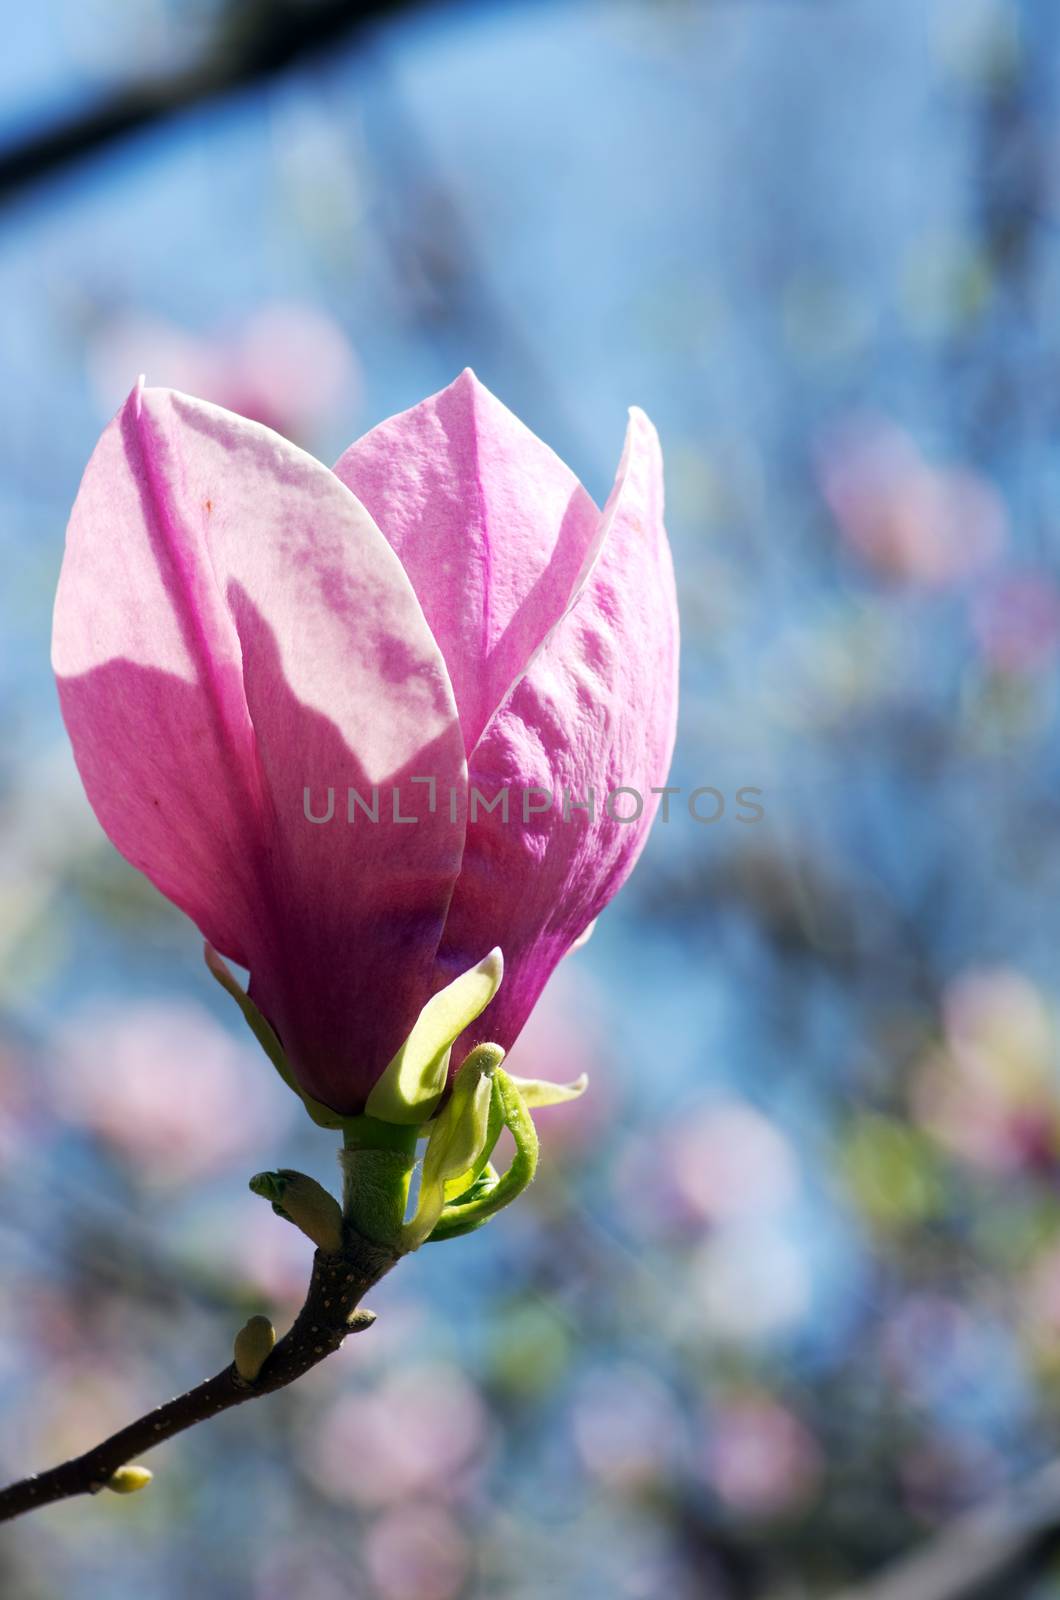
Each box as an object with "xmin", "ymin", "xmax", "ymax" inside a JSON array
[{"xmin": 53, "ymin": 371, "xmax": 678, "ymax": 1115}]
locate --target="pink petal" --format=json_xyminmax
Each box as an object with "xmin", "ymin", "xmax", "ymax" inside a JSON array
[
  {"xmin": 54, "ymin": 384, "xmax": 467, "ymax": 1112},
  {"xmin": 438, "ymin": 407, "xmax": 679, "ymax": 1060},
  {"xmin": 333, "ymin": 370, "xmax": 600, "ymax": 754}
]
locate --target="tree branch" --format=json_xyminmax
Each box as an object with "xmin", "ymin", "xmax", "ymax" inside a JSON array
[
  {"xmin": 833, "ymin": 1460, "xmax": 1060, "ymax": 1600},
  {"xmin": 0, "ymin": 0, "xmax": 432, "ymax": 201},
  {"xmin": 0, "ymin": 1228, "xmax": 400, "ymax": 1523}
]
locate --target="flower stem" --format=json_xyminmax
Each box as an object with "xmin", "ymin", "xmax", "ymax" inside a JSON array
[{"xmin": 339, "ymin": 1116, "xmax": 420, "ymax": 1246}]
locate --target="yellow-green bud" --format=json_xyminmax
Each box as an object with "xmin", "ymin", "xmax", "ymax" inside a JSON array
[
  {"xmin": 106, "ymin": 1465, "xmax": 153, "ymax": 1495},
  {"xmin": 248, "ymin": 1170, "xmax": 344, "ymax": 1253},
  {"xmin": 233, "ymin": 1314, "xmax": 276, "ymax": 1381}
]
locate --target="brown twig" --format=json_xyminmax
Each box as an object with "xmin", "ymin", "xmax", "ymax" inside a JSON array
[{"xmin": 0, "ymin": 1228, "xmax": 399, "ymax": 1523}]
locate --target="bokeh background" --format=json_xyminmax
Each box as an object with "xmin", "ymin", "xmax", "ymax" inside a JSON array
[{"xmin": 3, "ymin": 1, "xmax": 1060, "ymax": 1596}]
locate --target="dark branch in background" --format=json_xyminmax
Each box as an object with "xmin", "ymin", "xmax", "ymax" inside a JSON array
[
  {"xmin": 834, "ymin": 1461, "xmax": 1060, "ymax": 1600},
  {"xmin": 0, "ymin": 0, "xmax": 431, "ymax": 201},
  {"xmin": 0, "ymin": 1231, "xmax": 397, "ymax": 1522}
]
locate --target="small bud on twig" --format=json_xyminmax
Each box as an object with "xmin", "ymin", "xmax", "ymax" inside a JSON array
[
  {"xmin": 105, "ymin": 1465, "xmax": 153, "ymax": 1495},
  {"xmin": 233, "ymin": 1314, "xmax": 276, "ymax": 1382}
]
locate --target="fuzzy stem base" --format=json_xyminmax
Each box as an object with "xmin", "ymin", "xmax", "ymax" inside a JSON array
[{"xmin": 339, "ymin": 1118, "xmax": 419, "ymax": 1246}]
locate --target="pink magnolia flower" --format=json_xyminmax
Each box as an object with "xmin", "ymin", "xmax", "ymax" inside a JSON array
[{"xmin": 52, "ymin": 371, "xmax": 678, "ymax": 1115}]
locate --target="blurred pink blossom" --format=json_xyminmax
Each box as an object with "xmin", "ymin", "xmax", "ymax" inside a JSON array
[
  {"xmin": 572, "ymin": 1363, "xmax": 687, "ymax": 1489},
  {"xmin": 4, "ymin": 1351, "xmax": 159, "ymax": 1482},
  {"xmin": 818, "ymin": 418, "xmax": 1006, "ymax": 587},
  {"xmin": 89, "ymin": 303, "xmax": 359, "ymax": 442},
  {"xmin": 668, "ymin": 1102, "xmax": 799, "ymax": 1223},
  {"xmin": 363, "ymin": 1505, "xmax": 470, "ymax": 1600},
  {"xmin": 944, "ymin": 967, "xmax": 1052, "ymax": 1060},
  {"xmin": 51, "ymin": 1000, "xmax": 291, "ymax": 1185},
  {"xmin": 303, "ymin": 1362, "xmax": 489, "ymax": 1509},
  {"xmin": 0, "ymin": 1037, "xmax": 35, "ymax": 1167},
  {"xmin": 1016, "ymin": 1244, "xmax": 1060, "ymax": 1364},
  {"xmin": 1026, "ymin": 1246, "xmax": 1060, "ymax": 1338},
  {"xmin": 703, "ymin": 1395, "xmax": 821, "ymax": 1517},
  {"xmin": 613, "ymin": 1101, "xmax": 799, "ymax": 1238},
  {"xmin": 168, "ymin": 1192, "xmax": 316, "ymax": 1310},
  {"xmin": 971, "ymin": 572, "xmax": 1060, "ymax": 673},
  {"xmin": 254, "ymin": 1546, "xmax": 370, "ymax": 1600},
  {"xmin": 912, "ymin": 968, "xmax": 1058, "ymax": 1176}
]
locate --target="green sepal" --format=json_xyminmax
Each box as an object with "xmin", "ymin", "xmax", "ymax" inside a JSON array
[
  {"xmin": 443, "ymin": 1075, "xmax": 505, "ymax": 1201},
  {"xmin": 401, "ymin": 1044, "xmax": 503, "ymax": 1249},
  {"xmin": 426, "ymin": 1163, "xmax": 499, "ymax": 1241},
  {"xmin": 446, "ymin": 1161, "xmax": 500, "ymax": 1209},
  {"xmin": 365, "ymin": 949, "xmax": 504, "ymax": 1126},
  {"xmin": 424, "ymin": 1068, "xmax": 539, "ymax": 1244},
  {"xmin": 507, "ymin": 1072, "xmax": 589, "ymax": 1108},
  {"xmin": 427, "ymin": 1209, "xmax": 493, "ymax": 1241}
]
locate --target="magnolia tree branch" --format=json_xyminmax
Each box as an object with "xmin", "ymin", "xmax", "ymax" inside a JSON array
[
  {"xmin": 0, "ymin": 1229, "xmax": 399, "ymax": 1523},
  {"xmin": 0, "ymin": 0, "xmax": 432, "ymax": 200}
]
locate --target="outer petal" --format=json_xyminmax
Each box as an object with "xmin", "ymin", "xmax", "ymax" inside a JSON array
[
  {"xmin": 332, "ymin": 369, "xmax": 601, "ymax": 754},
  {"xmin": 53, "ymin": 384, "xmax": 467, "ymax": 1112},
  {"xmin": 437, "ymin": 408, "xmax": 679, "ymax": 1060}
]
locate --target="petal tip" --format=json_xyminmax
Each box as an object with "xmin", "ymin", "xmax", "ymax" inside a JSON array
[
  {"xmin": 446, "ymin": 365, "xmax": 496, "ymax": 410},
  {"xmin": 479, "ymin": 946, "xmax": 504, "ymax": 988},
  {"xmin": 626, "ymin": 405, "xmax": 660, "ymax": 446}
]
